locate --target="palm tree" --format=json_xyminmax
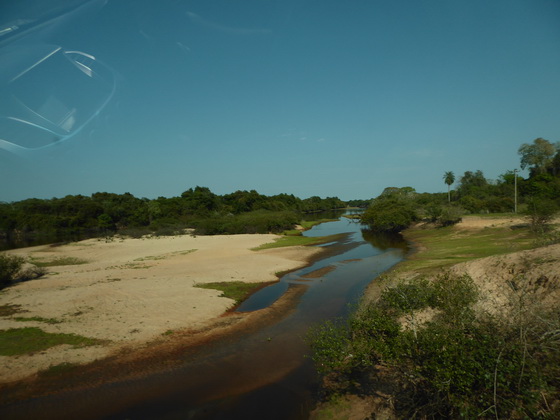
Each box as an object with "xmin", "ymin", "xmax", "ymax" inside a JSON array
[{"xmin": 443, "ymin": 171, "xmax": 455, "ymax": 203}]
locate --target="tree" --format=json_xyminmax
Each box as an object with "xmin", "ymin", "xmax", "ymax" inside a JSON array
[
  {"xmin": 518, "ymin": 138, "xmax": 559, "ymax": 176},
  {"xmin": 443, "ymin": 171, "xmax": 455, "ymax": 203},
  {"xmin": 181, "ymin": 186, "xmax": 220, "ymax": 215},
  {"xmin": 379, "ymin": 186, "xmax": 417, "ymax": 199},
  {"xmin": 457, "ymin": 170, "xmax": 488, "ymax": 198},
  {"xmin": 97, "ymin": 213, "xmax": 114, "ymax": 231},
  {"xmin": 361, "ymin": 198, "xmax": 417, "ymax": 233},
  {"xmin": 548, "ymin": 150, "xmax": 560, "ymax": 177}
]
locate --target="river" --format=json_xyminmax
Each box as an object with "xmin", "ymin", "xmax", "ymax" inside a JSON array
[{"xmin": 1, "ymin": 213, "xmax": 407, "ymax": 420}]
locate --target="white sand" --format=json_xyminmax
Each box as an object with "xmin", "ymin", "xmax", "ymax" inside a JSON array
[{"xmin": 0, "ymin": 234, "xmax": 321, "ymax": 382}]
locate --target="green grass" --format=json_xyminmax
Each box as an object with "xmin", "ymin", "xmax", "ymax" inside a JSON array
[
  {"xmin": 32, "ymin": 257, "xmax": 88, "ymax": 267},
  {"xmin": 400, "ymin": 221, "xmax": 535, "ymax": 274},
  {"xmin": 13, "ymin": 316, "xmax": 62, "ymax": 324},
  {"xmin": 0, "ymin": 327, "xmax": 106, "ymax": 356},
  {"xmin": 194, "ymin": 281, "xmax": 270, "ymax": 304},
  {"xmin": 252, "ymin": 233, "xmax": 347, "ymax": 250},
  {"xmin": 282, "ymin": 219, "xmax": 338, "ymax": 236}
]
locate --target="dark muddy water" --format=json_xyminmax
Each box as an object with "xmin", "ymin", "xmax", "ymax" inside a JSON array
[{"xmin": 1, "ymin": 214, "xmax": 407, "ymax": 420}]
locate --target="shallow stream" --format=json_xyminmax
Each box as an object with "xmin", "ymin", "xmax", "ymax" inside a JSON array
[{"xmin": 1, "ymin": 213, "xmax": 408, "ymax": 420}]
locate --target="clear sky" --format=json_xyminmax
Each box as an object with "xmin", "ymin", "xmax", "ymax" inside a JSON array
[{"xmin": 1, "ymin": 0, "xmax": 559, "ymax": 202}]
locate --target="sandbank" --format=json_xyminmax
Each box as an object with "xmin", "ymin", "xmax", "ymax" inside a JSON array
[{"xmin": 0, "ymin": 233, "xmax": 323, "ymax": 383}]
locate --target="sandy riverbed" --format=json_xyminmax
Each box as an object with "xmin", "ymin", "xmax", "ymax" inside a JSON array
[{"xmin": 0, "ymin": 233, "xmax": 322, "ymax": 383}]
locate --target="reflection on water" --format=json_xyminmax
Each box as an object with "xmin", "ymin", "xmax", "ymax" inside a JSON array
[{"xmin": 237, "ymin": 214, "xmax": 406, "ymax": 312}]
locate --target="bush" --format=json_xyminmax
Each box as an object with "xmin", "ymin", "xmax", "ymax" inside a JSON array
[
  {"xmin": 361, "ymin": 199, "xmax": 417, "ymax": 233},
  {"xmin": 437, "ymin": 205, "xmax": 463, "ymax": 226},
  {"xmin": 424, "ymin": 204, "xmax": 443, "ymax": 223},
  {"xmin": 310, "ymin": 273, "xmax": 560, "ymax": 418},
  {"xmin": 0, "ymin": 253, "xmax": 25, "ymax": 286},
  {"xmin": 524, "ymin": 197, "xmax": 559, "ymax": 234},
  {"xmin": 17, "ymin": 265, "xmax": 47, "ymax": 281},
  {"xmin": 459, "ymin": 196, "xmax": 485, "ymax": 213}
]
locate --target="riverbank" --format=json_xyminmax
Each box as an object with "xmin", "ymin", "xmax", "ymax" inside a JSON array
[
  {"xmin": 310, "ymin": 215, "xmax": 560, "ymax": 419},
  {"xmin": 0, "ymin": 233, "xmax": 324, "ymax": 389}
]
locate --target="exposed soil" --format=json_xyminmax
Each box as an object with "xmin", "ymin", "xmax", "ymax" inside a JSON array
[{"xmin": 0, "ymin": 233, "xmax": 323, "ymax": 389}]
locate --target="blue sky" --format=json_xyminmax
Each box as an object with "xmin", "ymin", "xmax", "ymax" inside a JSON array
[{"xmin": 1, "ymin": 0, "xmax": 559, "ymax": 202}]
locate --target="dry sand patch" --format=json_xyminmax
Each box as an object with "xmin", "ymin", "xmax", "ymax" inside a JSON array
[{"xmin": 0, "ymin": 234, "xmax": 321, "ymax": 382}]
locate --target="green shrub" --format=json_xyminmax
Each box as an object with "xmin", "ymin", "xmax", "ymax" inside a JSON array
[
  {"xmin": 437, "ymin": 205, "xmax": 463, "ymax": 227},
  {"xmin": 310, "ymin": 273, "xmax": 560, "ymax": 418},
  {"xmin": 459, "ymin": 196, "xmax": 485, "ymax": 214},
  {"xmin": 309, "ymin": 320, "xmax": 354, "ymax": 376},
  {"xmin": 0, "ymin": 253, "xmax": 25, "ymax": 286},
  {"xmin": 379, "ymin": 277, "xmax": 433, "ymax": 313},
  {"xmin": 361, "ymin": 199, "xmax": 417, "ymax": 233},
  {"xmin": 524, "ymin": 197, "xmax": 559, "ymax": 234},
  {"xmin": 17, "ymin": 265, "xmax": 47, "ymax": 281},
  {"xmin": 424, "ymin": 204, "xmax": 443, "ymax": 223}
]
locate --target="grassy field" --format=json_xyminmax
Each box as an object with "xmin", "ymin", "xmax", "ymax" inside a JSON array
[
  {"xmin": 282, "ymin": 219, "xmax": 339, "ymax": 236},
  {"xmin": 194, "ymin": 281, "xmax": 273, "ymax": 305},
  {"xmin": 398, "ymin": 220, "xmax": 535, "ymax": 274},
  {"xmin": 252, "ymin": 233, "xmax": 347, "ymax": 250}
]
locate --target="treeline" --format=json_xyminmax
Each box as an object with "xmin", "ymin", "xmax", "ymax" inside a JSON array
[
  {"xmin": 0, "ymin": 188, "xmax": 346, "ymax": 242},
  {"xmin": 362, "ymin": 138, "xmax": 560, "ymax": 233}
]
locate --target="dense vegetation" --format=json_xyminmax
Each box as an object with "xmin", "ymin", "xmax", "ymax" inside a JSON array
[
  {"xmin": 0, "ymin": 188, "xmax": 346, "ymax": 246},
  {"xmin": 310, "ymin": 273, "xmax": 560, "ymax": 418},
  {"xmin": 361, "ymin": 138, "xmax": 560, "ymax": 233},
  {"xmin": 311, "ymin": 138, "xmax": 560, "ymax": 418}
]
